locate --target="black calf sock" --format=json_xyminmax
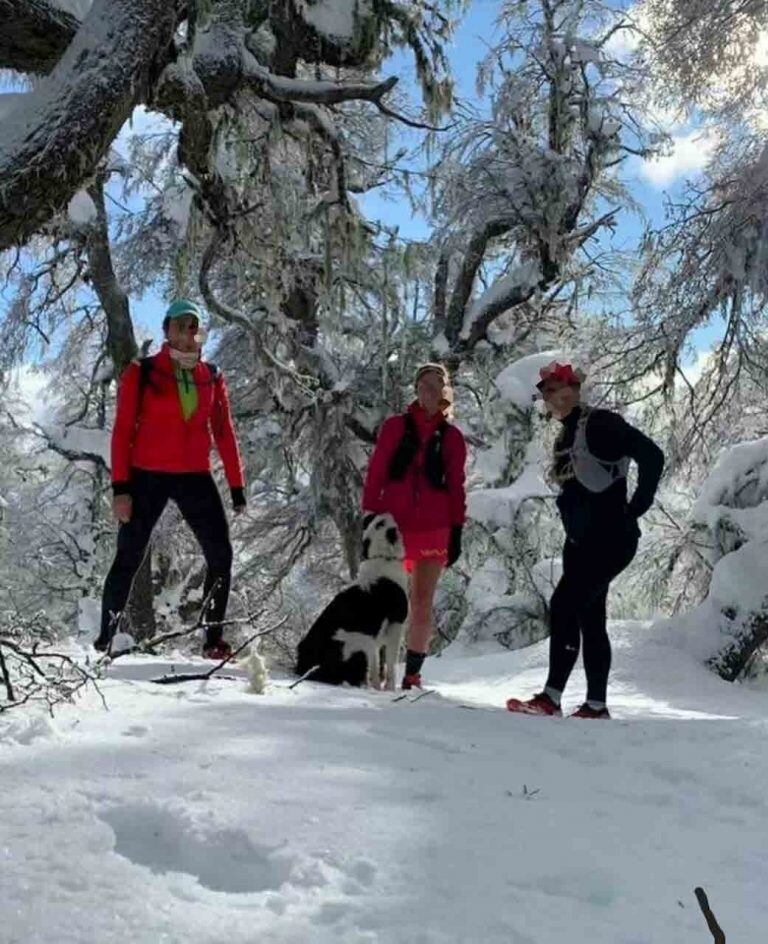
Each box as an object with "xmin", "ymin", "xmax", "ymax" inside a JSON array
[
  {"xmin": 204, "ymin": 623, "xmax": 223, "ymax": 648},
  {"xmin": 405, "ymin": 650, "xmax": 426, "ymax": 676}
]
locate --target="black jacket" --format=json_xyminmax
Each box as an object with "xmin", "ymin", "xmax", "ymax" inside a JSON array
[{"xmin": 553, "ymin": 405, "xmax": 664, "ymax": 544}]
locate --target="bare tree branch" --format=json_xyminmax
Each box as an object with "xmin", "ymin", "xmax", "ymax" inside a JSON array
[{"xmin": 444, "ymin": 217, "xmax": 516, "ymax": 345}]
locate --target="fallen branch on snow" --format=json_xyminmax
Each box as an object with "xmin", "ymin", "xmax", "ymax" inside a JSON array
[{"xmin": 148, "ymin": 616, "xmax": 287, "ymax": 685}]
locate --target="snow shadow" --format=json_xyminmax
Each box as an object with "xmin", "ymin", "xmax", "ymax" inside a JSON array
[{"xmin": 100, "ymin": 801, "xmax": 292, "ymax": 894}]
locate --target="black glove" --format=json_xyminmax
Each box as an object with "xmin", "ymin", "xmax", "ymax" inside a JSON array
[
  {"xmin": 447, "ymin": 525, "xmax": 463, "ymax": 567},
  {"xmin": 231, "ymin": 487, "xmax": 246, "ymax": 511}
]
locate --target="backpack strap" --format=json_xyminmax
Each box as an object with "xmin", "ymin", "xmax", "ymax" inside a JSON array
[
  {"xmin": 138, "ymin": 356, "xmax": 154, "ymax": 392},
  {"xmin": 424, "ymin": 417, "xmax": 448, "ymax": 490},
  {"xmin": 138, "ymin": 357, "xmax": 219, "ymax": 394}
]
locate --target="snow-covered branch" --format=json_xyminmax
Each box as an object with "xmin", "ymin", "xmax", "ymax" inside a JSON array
[
  {"xmin": 0, "ymin": 0, "xmax": 79, "ymax": 74},
  {"xmin": 242, "ymin": 53, "xmax": 398, "ymax": 106},
  {"xmin": 443, "ymin": 217, "xmax": 517, "ymax": 346},
  {"xmin": 34, "ymin": 422, "xmax": 110, "ymax": 470},
  {"xmin": 459, "ymin": 260, "xmax": 543, "ymax": 349},
  {"xmin": 0, "ymin": 0, "xmax": 180, "ymax": 252}
]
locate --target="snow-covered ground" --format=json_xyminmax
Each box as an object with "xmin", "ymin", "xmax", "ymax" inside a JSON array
[{"xmin": 2, "ymin": 622, "xmax": 767, "ymax": 943}]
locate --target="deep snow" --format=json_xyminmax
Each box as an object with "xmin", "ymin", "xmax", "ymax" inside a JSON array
[{"xmin": 2, "ymin": 622, "xmax": 767, "ymax": 943}]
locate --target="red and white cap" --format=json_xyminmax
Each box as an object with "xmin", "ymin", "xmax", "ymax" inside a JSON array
[{"xmin": 535, "ymin": 360, "xmax": 586, "ymax": 390}]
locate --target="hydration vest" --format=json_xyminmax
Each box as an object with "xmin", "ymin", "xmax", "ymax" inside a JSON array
[
  {"xmin": 555, "ymin": 405, "xmax": 630, "ymax": 494},
  {"xmin": 388, "ymin": 412, "xmax": 447, "ymax": 490}
]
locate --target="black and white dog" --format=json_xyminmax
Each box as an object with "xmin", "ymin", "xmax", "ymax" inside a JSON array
[{"xmin": 295, "ymin": 513, "xmax": 408, "ymax": 689}]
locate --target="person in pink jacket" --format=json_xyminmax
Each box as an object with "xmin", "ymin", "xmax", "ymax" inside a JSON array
[{"xmin": 362, "ymin": 364, "xmax": 467, "ymax": 689}]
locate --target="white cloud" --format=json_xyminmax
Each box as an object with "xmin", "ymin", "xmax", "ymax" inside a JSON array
[{"xmin": 640, "ymin": 129, "xmax": 719, "ymax": 186}]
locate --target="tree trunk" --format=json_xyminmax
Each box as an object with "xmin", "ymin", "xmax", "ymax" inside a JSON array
[{"xmin": 87, "ymin": 178, "xmax": 138, "ymax": 372}]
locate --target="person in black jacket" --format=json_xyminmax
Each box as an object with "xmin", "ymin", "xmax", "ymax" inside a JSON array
[{"xmin": 506, "ymin": 361, "xmax": 664, "ymax": 719}]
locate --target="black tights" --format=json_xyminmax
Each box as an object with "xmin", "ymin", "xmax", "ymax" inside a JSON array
[
  {"xmin": 545, "ymin": 529, "xmax": 638, "ymax": 704},
  {"xmin": 100, "ymin": 471, "xmax": 232, "ymax": 645}
]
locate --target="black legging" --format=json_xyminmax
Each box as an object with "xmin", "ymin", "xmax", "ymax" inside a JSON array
[
  {"xmin": 100, "ymin": 470, "xmax": 232, "ymax": 645},
  {"xmin": 545, "ymin": 528, "xmax": 638, "ymax": 704}
]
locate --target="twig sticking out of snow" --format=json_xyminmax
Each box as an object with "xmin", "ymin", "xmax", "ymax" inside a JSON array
[
  {"xmin": 392, "ymin": 688, "xmax": 435, "ymax": 703},
  {"xmin": 140, "ymin": 611, "xmax": 263, "ymax": 654},
  {"xmin": 694, "ymin": 887, "xmax": 726, "ymax": 944},
  {"xmin": 289, "ymin": 664, "xmax": 321, "ymax": 690}
]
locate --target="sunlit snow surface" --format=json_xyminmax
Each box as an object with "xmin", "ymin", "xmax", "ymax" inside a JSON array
[{"xmin": 2, "ymin": 622, "xmax": 767, "ymax": 942}]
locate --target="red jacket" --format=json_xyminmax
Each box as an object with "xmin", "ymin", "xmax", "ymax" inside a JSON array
[
  {"xmin": 362, "ymin": 402, "xmax": 467, "ymax": 531},
  {"xmin": 111, "ymin": 343, "xmax": 245, "ymax": 489}
]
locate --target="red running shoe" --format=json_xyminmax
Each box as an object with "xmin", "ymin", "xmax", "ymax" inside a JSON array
[
  {"xmin": 570, "ymin": 703, "xmax": 611, "ymax": 720},
  {"xmin": 401, "ymin": 673, "xmax": 422, "ymax": 690},
  {"xmin": 202, "ymin": 640, "xmax": 233, "ymax": 661},
  {"xmin": 506, "ymin": 692, "xmax": 562, "ymax": 717}
]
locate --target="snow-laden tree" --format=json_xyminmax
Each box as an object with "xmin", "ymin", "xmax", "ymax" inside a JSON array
[
  {"xmin": 0, "ymin": 0, "xmax": 457, "ymax": 250},
  {"xmin": 632, "ymin": 0, "xmax": 768, "ymax": 456},
  {"xmin": 0, "ymin": 324, "xmax": 118, "ymax": 628},
  {"xmin": 421, "ymin": 0, "xmax": 662, "ymax": 649},
  {"xmin": 639, "ymin": 0, "xmax": 767, "ymax": 118},
  {"xmin": 431, "ymin": 0, "xmax": 657, "ymax": 362}
]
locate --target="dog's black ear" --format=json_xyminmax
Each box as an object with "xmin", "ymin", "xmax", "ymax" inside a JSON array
[
  {"xmin": 386, "ymin": 527, "xmax": 399, "ymax": 545},
  {"xmin": 362, "ymin": 512, "xmax": 376, "ymax": 531},
  {"xmin": 361, "ymin": 537, "xmax": 371, "ymax": 560}
]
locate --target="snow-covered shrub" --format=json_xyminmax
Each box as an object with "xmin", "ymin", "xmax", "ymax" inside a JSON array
[{"xmin": 657, "ymin": 436, "xmax": 768, "ymax": 680}]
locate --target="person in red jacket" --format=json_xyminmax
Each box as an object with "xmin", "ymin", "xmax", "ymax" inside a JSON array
[
  {"xmin": 95, "ymin": 299, "xmax": 246, "ymax": 658},
  {"xmin": 362, "ymin": 363, "xmax": 467, "ymax": 689}
]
